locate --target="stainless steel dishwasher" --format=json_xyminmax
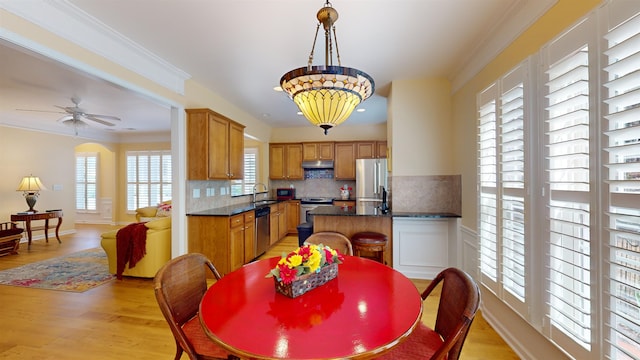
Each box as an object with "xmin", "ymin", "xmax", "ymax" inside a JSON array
[{"xmin": 255, "ymin": 206, "xmax": 271, "ymax": 258}]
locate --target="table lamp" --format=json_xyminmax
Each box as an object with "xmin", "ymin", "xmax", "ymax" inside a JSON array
[{"xmin": 16, "ymin": 175, "xmax": 46, "ymax": 212}]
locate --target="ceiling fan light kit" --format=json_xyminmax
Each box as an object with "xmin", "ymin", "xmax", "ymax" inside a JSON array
[{"xmin": 280, "ymin": 0, "xmax": 374, "ymax": 135}]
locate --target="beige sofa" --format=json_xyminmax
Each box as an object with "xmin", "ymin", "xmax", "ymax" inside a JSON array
[
  {"xmin": 135, "ymin": 200, "xmax": 172, "ymax": 222},
  {"xmin": 100, "ymin": 216, "xmax": 171, "ymax": 278}
]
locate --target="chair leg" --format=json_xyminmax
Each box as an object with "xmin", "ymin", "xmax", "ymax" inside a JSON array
[{"xmin": 173, "ymin": 339, "xmax": 183, "ymax": 360}]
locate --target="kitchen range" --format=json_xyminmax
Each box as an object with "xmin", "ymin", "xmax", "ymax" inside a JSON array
[{"xmin": 300, "ymin": 197, "xmax": 334, "ymax": 223}]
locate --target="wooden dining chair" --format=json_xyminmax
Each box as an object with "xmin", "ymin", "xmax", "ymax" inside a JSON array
[
  {"xmin": 153, "ymin": 253, "xmax": 239, "ymax": 360},
  {"xmin": 304, "ymin": 231, "xmax": 354, "ymax": 256},
  {"xmin": 377, "ymin": 267, "xmax": 480, "ymax": 360}
]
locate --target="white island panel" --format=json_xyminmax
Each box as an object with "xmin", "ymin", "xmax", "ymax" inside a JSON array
[{"xmin": 392, "ymin": 217, "xmax": 459, "ymax": 279}]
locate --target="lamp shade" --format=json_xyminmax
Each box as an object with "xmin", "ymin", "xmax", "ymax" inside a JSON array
[
  {"xmin": 280, "ymin": 65, "xmax": 374, "ymax": 134},
  {"xmin": 280, "ymin": 1, "xmax": 374, "ymax": 135},
  {"xmin": 16, "ymin": 175, "xmax": 46, "ymax": 193}
]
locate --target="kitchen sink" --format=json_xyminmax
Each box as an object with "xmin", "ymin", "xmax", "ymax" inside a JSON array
[{"xmin": 253, "ymin": 199, "xmax": 278, "ymax": 207}]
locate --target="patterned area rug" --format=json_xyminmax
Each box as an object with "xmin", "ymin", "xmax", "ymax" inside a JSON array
[{"xmin": 0, "ymin": 248, "xmax": 114, "ymax": 292}]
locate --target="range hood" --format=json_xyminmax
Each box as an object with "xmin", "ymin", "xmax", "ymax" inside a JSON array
[{"xmin": 301, "ymin": 160, "xmax": 334, "ymax": 169}]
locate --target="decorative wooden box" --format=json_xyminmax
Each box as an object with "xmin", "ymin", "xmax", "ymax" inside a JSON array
[{"xmin": 274, "ymin": 262, "xmax": 339, "ymax": 298}]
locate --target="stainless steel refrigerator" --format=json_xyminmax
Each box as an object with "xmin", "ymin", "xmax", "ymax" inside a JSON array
[{"xmin": 355, "ymin": 158, "xmax": 389, "ymax": 213}]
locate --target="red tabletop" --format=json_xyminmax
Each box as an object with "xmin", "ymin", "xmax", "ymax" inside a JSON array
[{"xmin": 199, "ymin": 256, "xmax": 423, "ymax": 360}]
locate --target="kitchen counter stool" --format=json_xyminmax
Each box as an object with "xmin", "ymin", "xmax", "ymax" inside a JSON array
[{"xmin": 351, "ymin": 231, "xmax": 388, "ymax": 265}]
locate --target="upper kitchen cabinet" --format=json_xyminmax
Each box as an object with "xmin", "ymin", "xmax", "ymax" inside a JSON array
[
  {"xmin": 186, "ymin": 108, "xmax": 245, "ymax": 180},
  {"xmin": 334, "ymin": 142, "xmax": 356, "ymax": 180},
  {"xmin": 377, "ymin": 141, "xmax": 387, "ymax": 158},
  {"xmin": 303, "ymin": 142, "xmax": 335, "ymax": 161},
  {"xmin": 356, "ymin": 141, "xmax": 387, "ymax": 159},
  {"xmin": 269, "ymin": 143, "xmax": 303, "ymax": 180}
]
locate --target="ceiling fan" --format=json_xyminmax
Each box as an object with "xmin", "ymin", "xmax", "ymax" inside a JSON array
[{"xmin": 17, "ymin": 97, "xmax": 121, "ymax": 134}]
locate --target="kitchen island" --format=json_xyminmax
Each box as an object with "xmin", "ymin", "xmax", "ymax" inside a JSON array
[
  {"xmin": 309, "ymin": 205, "xmax": 393, "ymax": 265},
  {"xmin": 310, "ymin": 206, "xmax": 461, "ymax": 277}
]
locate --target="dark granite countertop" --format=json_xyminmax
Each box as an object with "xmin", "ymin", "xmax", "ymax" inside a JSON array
[
  {"xmin": 187, "ymin": 199, "xmax": 283, "ymax": 216},
  {"xmin": 392, "ymin": 212, "xmax": 461, "ymax": 218},
  {"xmin": 309, "ymin": 205, "xmax": 392, "ymax": 217}
]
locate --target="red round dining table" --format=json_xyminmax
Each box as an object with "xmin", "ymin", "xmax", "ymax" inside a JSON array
[{"xmin": 199, "ymin": 255, "xmax": 423, "ymax": 360}]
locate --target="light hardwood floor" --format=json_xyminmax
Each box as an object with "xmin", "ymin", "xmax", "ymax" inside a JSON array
[{"xmin": 0, "ymin": 224, "xmax": 519, "ymax": 359}]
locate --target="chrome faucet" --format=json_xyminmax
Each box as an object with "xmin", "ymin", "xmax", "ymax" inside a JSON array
[{"xmin": 253, "ymin": 183, "xmax": 267, "ymax": 203}]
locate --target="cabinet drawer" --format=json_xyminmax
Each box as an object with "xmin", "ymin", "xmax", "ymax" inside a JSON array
[
  {"xmin": 333, "ymin": 200, "xmax": 355, "ymax": 207},
  {"xmin": 230, "ymin": 214, "xmax": 244, "ymax": 228},
  {"xmin": 244, "ymin": 211, "xmax": 255, "ymax": 222}
]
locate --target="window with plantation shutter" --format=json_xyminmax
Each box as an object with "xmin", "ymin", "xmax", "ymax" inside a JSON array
[
  {"xmin": 603, "ymin": 6, "xmax": 640, "ymax": 359},
  {"xmin": 126, "ymin": 150, "xmax": 172, "ymax": 211},
  {"xmin": 475, "ymin": 2, "xmax": 640, "ymax": 358},
  {"xmin": 231, "ymin": 148, "xmax": 258, "ymax": 196},
  {"xmin": 76, "ymin": 152, "xmax": 97, "ymax": 211},
  {"xmin": 478, "ymin": 84, "xmax": 499, "ymax": 292},
  {"xmin": 477, "ymin": 61, "xmax": 529, "ymax": 318},
  {"xmin": 541, "ymin": 16, "xmax": 594, "ymax": 355},
  {"xmin": 500, "ymin": 66, "xmax": 527, "ymax": 308}
]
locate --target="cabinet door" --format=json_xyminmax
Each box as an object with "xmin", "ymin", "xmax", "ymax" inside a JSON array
[
  {"xmin": 285, "ymin": 144, "xmax": 304, "ymax": 180},
  {"xmin": 269, "ymin": 204, "xmax": 280, "ymax": 245},
  {"xmin": 243, "ymin": 212, "xmax": 255, "ymax": 262},
  {"xmin": 269, "ymin": 144, "xmax": 286, "ymax": 180},
  {"xmin": 229, "ymin": 222, "xmax": 245, "ymax": 272},
  {"xmin": 208, "ymin": 114, "xmax": 230, "ymax": 179},
  {"xmin": 278, "ymin": 203, "xmax": 288, "ymax": 239},
  {"xmin": 356, "ymin": 142, "xmax": 376, "ymax": 159},
  {"xmin": 376, "ymin": 141, "xmax": 387, "ymax": 158},
  {"xmin": 303, "ymin": 142, "xmax": 334, "ymax": 161},
  {"xmin": 334, "ymin": 142, "xmax": 356, "ymax": 180},
  {"xmin": 286, "ymin": 200, "xmax": 300, "ymax": 233},
  {"xmin": 186, "ymin": 110, "xmax": 209, "ymax": 180},
  {"xmin": 318, "ymin": 142, "xmax": 335, "ymax": 160},
  {"xmin": 228, "ymin": 121, "xmax": 245, "ymax": 179},
  {"xmin": 302, "ymin": 143, "xmax": 319, "ymax": 161}
]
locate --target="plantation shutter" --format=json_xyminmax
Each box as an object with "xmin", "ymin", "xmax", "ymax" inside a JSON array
[
  {"xmin": 499, "ymin": 63, "xmax": 528, "ymax": 316},
  {"xmin": 478, "ymin": 83, "xmax": 499, "ymax": 294},
  {"xmin": 542, "ymin": 16, "xmax": 595, "ymax": 356},
  {"xmin": 126, "ymin": 151, "xmax": 172, "ymax": 211},
  {"xmin": 75, "ymin": 153, "xmax": 97, "ymax": 211},
  {"xmin": 603, "ymin": 3, "xmax": 640, "ymax": 359}
]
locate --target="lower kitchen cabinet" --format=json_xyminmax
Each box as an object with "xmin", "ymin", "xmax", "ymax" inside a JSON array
[
  {"xmin": 392, "ymin": 217, "xmax": 460, "ymax": 279},
  {"xmin": 269, "ymin": 202, "xmax": 289, "ymax": 244},
  {"xmin": 188, "ymin": 211, "xmax": 255, "ymax": 276},
  {"xmin": 286, "ymin": 200, "xmax": 300, "ymax": 234}
]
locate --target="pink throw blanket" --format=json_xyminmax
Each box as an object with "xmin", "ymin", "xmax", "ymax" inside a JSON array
[{"xmin": 116, "ymin": 222, "xmax": 148, "ymax": 280}]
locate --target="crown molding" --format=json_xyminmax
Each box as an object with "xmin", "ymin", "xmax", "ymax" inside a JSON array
[
  {"xmin": 450, "ymin": 0, "xmax": 558, "ymax": 93},
  {"xmin": 0, "ymin": 0, "xmax": 190, "ymax": 95}
]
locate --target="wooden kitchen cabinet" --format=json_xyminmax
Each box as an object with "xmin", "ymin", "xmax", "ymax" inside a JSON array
[
  {"xmin": 377, "ymin": 141, "xmax": 387, "ymax": 158},
  {"xmin": 186, "ymin": 108, "xmax": 245, "ymax": 180},
  {"xmin": 187, "ymin": 210, "xmax": 255, "ymax": 276},
  {"xmin": 286, "ymin": 200, "xmax": 300, "ymax": 234},
  {"xmin": 356, "ymin": 141, "xmax": 387, "ymax": 159},
  {"xmin": 269, "ymin": 202, "xmax": 289, "ymax": 244},
  {"xmin": 243, "ymin": 211, "xmax": 255, "ymax": 263},
  {"xmin": 278, "ymin": 202, "xmax": 288, "ymax": 239},
  {"xmin": 269, "ymin": 143, "xmax": 303, "ymax": 180},
  {"xmin": 334, "ymin": 142, "xmax": 356, "ymax": 180},
  {"xmin": 303, "ymin": 142, "xmax": 334, "ymax": 161},
  {"xmin": 356, "ymin": 141, "xmax": 376, "ymax": 159}
]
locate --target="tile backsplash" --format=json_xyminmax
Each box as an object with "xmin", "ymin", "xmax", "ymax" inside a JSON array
[{"xmin": 391, "ymin": 175, "xmax": 461, "ymax": 215}]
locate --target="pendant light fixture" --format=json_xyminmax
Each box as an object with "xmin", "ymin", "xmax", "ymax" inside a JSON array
[{"xmin": 280, "ymin": 0, "xmax": 374, "ymax": 135}]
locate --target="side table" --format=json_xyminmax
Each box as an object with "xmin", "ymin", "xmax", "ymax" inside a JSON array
[{"xmin": 11, "ymin": 210, "xmax": 63, "ymax": 249}]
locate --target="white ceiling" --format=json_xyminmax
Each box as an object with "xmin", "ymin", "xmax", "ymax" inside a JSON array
[{"xmin": 0, "ymin": 0, "xmax": 555, "ymax": 141}]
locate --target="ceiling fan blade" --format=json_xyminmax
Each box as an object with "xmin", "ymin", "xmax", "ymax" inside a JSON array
[
  {"xmin": 84, "ymin": 116, "xmax": 116, "ymax": 127},
  {"xmin": 85, "ymin": 113, "xmax": 121, "ymax": 121},
  {"xmin": 16, "ymin": 108, "xmax": 66, "ymax": 114}
]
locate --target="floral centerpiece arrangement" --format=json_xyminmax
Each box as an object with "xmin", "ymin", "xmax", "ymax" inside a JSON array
[
  {"xmin": 268, "ymin": 244, "xmax": 344, "ymax": 298},
  {"xmin": 339, "ymin": 184, "xmax": 352, "ymax": 200}
]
